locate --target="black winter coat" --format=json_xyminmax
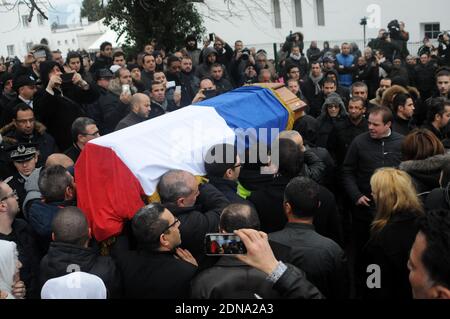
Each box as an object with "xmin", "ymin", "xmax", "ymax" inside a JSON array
[
  {"xmin": 191, "ymin": 257, "xmax": 281, "ymax": 299},
  {"xmin": 86, "ymin": 86, "xmax": 129, "ymax": 135},
  {"xmin": 362, "ymin": 211, "xmax": 420, "ymax": 299},
  {"xmin": 328, "ymin": 117, "xmax": 368, "ymax": 167},
  {"xmin": 249, "ymin": 175, "xmax": 343, "ymax": 246},
  {"xmin": 164, "ymin": 183, "xmax": 230, "ymax": 261},
  {"xmin": 34, "ymin": 84, "xmax": 99, "ymax": 150},
  {"xmin": 270, "ymin": 223, "xmax": 349, "ymax": 299},
  {"xmin": 207, "ymin": 176, "xmax": 253, "ymax": 206},
  {"xmin": 342, "ymin": 132, "xmax": 404, "ymax": 204},
  {"xmin": 39, "ymin": 242, "xmax": 122, "ymax": 298},
  {"xmin": 425, "ymin": 188, "xmax": 450, "ymax": 211},
  {"xmin": 112, "ymin": 236, "xmax": 197, "ymax": 299}
]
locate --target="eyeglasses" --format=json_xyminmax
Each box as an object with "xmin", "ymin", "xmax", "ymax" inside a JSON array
[
  {"xmin": 161, "ymin": 218, "xmax": 180, "ymax": 235},
  {"xmin": 0, "ymin": 190, "xmax": 18, "ymax": 203},
  {"xmin": 327, "ymin": 105, "xmax": 340, "ymax": 109},
  {"xmin": 82, "ymin": 131, "xmax": 100, "ymax": 137},
  {"xmin": 233, "ymin": 163, "xmax": 242, "ymax": 169}
]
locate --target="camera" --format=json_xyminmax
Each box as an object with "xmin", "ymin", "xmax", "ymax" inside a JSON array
[
  {"xmin": 360, "ymin": 17, "xmax": 367, "ymax": 26},
  {"xmin": 438, "ymin": 31, "xmax": 449, "ymax": 43},
  {"xmin": 381, "ymin": 31, "xmax": 390, "ymax": 39},
  {"xmin": 241, "ymin": 48, "xmax": 251, "ymax": 61}
]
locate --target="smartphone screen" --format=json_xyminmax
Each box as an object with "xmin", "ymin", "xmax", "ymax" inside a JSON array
[
  {"xmin": 33, "ymin": 50, "xmax": 47, "ymax": 59},
  {"xmin": 204, "ymin": 233, "xmax": 247, "ymax": 256},
  {"xmin": 61, "ymin": 73, "xmax": 74, "ymax": 84},
  {"xmin": 209, "ymin": 33, "xmax": 215, "ymax": 42}
]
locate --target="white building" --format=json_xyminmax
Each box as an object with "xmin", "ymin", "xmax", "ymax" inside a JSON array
[{"xmin": 196, "ymin": 0, "xmax": 450, "ymax": 57}]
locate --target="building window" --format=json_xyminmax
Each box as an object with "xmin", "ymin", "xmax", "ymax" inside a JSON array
[
  {"xmin": 293, "ymin": 0, "xmax": 303, "ymax": 27},
  {"xmin": 26, "ymin": 42, "xmax": 33, "ymax": 52},
  {"xmin": 7, "ymin": 45, "xmax": 15, "ymax": 56},
  {"xmin": 37, "ymin": 14, "xmax": 45, "ymax": 26},
  {"xmin": 316, "ymin": 0, "xmax": 325, "ymax": 26},
  {"xmin": 72, "ymin": 39, "xmax": 76, "ymax": 44},
  {"xmin": 65, "ymin": 40, "xmax": 68, "ymax": 45},
  {"xmin": 424, "ymin": 23, "xmax": 440, "ymax": 39},
  {"xmin": 58, "ymin": 41, "xmax": 61, "ymax": 46},
  {"xmin": 22, "ymin": 15, "xmax": 30, "ymax": 28},
  {"xmin": 272, "ymin": 0, "xmax": 281, "ymax": 29}
]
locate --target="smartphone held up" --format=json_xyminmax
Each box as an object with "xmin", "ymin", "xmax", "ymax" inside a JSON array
[{"xmin": 204, "ymin": 233, "xmax": 247, "ymax": 256}]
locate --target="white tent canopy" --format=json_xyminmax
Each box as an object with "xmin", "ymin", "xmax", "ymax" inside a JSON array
[{"xmin": 88, "ymin": 29, "xmax": 126, "ymax": 51}]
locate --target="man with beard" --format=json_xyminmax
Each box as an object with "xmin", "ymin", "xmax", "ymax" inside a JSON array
[
  {"xmin": 182, "ymin": 35, "xmax": 201, "ymax": 67},
  {"xmin": 180, "ymin": 56, "xmax": 200, "ymax": 105}
]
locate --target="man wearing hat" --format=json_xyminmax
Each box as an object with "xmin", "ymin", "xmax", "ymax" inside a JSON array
[
  {"xmin": 0, "ymin": 75, "xmax": 37, "ymax": 127},
  {"xmin": 5, "ymin": 143, "xmax": 40, "ymax": 218}
]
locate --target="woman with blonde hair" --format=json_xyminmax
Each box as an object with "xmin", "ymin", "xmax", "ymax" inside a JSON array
[{"xmin": 363, "ymin": 168, "xmax": 424, "ymax": 299}]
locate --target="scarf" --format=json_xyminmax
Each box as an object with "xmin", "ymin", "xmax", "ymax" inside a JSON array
[
  {"xmin": 309, "ymin": 73, "xmax": 323, "ymax": 95},
  {"xmin": 289, "ymin": 53, "xmax": 301, "ymax": 61}
]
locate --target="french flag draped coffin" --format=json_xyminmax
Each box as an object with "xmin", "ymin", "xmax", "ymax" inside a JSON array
[{"xmin": 76, "ymin": 86, "xmax": 292, "ymax": 241}]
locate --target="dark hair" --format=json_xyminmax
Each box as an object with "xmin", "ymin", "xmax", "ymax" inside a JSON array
[
  {"xmin": 392, "ymin": 93, "xmax": 412, "ymax": 114},
  {"xmin": 220, "ymin": 204, "xmax": 260, "ymax": 232},
  {"xmin": 66, "ymin": 51, "xmax": 81, "ymax": 64},
  {"xmin": 286, "ymin": 64, "xmax": 300, "ymax": 75},
  {"xmin": 369, "ymin": 106, "xmax": 393, "ymax": 125},
  {"xmin": 142, "ymin": 53, "xmax": 155, "ymax": 63},
  {"xmin": 436, "ymin": 69, "xmax": 450, "ymax": 79},
  {"xmin": 210, "ymin": 63, "xmax": 224, "ymax": 71},
  {"xmin": 158, "ymin": 170, "xmax": 193, "ymax": 204},
  {"xmin": 52, "ymin": 206, "xmax": 89, "ymax": 246},
  {"xmin": 416, "ymin": 210, "xmax": 450, "ymax": 289},
  {"xmin": 132, "ymin": 203, "xmax": 168, "ymax": 251},
  {"xmin": 401, "ymin": 129, "xmax": 445, "ymax": 161},
  {"xmin": 348, "ymin": 96, "xmax": 365, "ymax": 106},
  {"xmin": 113, "ymin": 51, "xmax": 125, "ymax": 60},
  {"xmin": 427, "ymin": 98, "xmax": 450, "ymax": 123},
  {"xmin": 322, "ymin": 80, "xmax": 336, "ymax": 91},
  {"xmin": 13, "ymin": 103, "xmax": 33, "ymax": 119},
  {"xmin": 100, "ymin": 41, "xmax": 112, "ymax": 51},
  {"xmin": 278, "ymin": 138, "xmax": 303, "ymax": 178},
  {"xmin": 38, "ymin": 165, "xmax": 73, "ymax": 202},
  {"xmin": 71, "ymin": 117, "xmax": 96, "ymax": 143},
  {"xmin": 167, "ymin": 55, "xmax": 181, "ymax": 67},
  {"xmin": 284, "ymin": 177, "xmax": 320, "ymax": 218},
  {"xmin": 204, "ymin": 144, "xmax": 238, "ymax": 178}
]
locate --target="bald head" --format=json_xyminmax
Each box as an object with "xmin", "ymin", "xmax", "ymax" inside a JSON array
[
  {"xmin": 158, "ymin": 170, "xmax": 197, "ymax": 205},
  {"xmin": 52, "ymin": 206, "xmax": 90, "ymax": 247},
  {"xmin": 131, "ymin": 93, "xmax": 151, "ymax": 118},
  {"xmin": 46, "ymin": 154, "xmax": 75, "ymax": 169},
  {"xmin": 278, "ymin": 130, "xmax": 304, "ymax": 149},
  {"xmin": 220, "ymin": 204, "xmax": 260, "ymax": 233}
]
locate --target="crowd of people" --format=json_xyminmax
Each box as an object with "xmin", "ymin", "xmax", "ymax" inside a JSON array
[{"xmin": 0, "ymin": 19, "xmax": 450, "ymax": 299}]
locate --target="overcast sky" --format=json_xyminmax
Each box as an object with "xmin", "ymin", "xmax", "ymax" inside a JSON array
[{"xmin": 47, "ymin": 0, "xmax": 82, "ymax": 24}]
